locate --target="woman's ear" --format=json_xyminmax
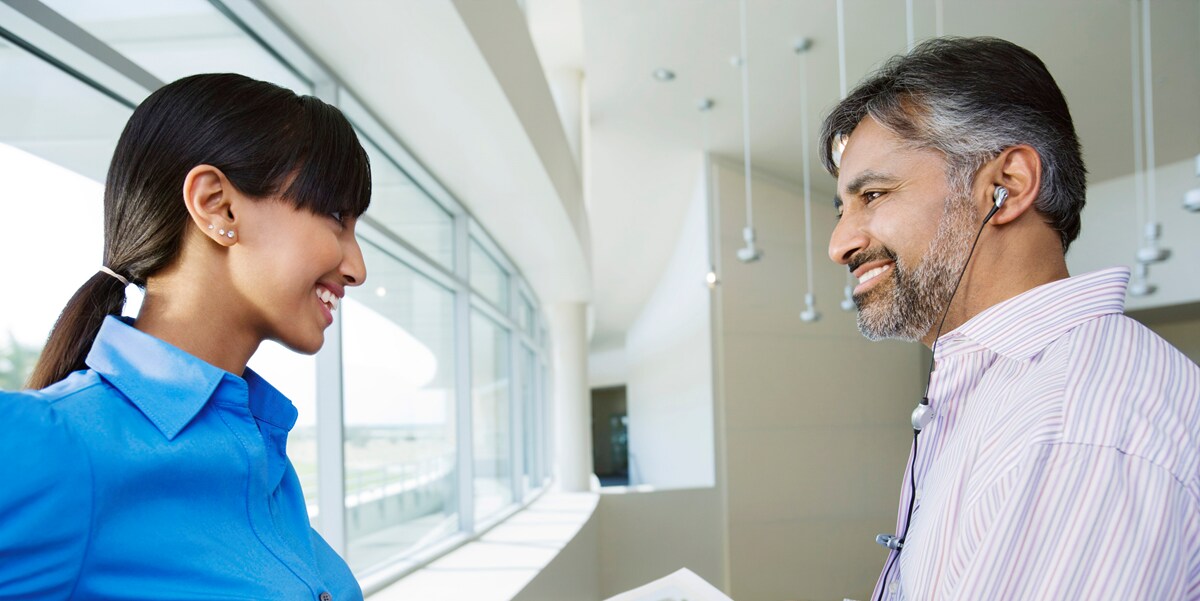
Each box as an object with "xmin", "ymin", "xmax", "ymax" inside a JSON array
[
  {"xmin": 982, "ymin": 145, "xmax": 1042, "ymax": 226},
  {"xmin": 182, "ymin": 165, "xmax": 239, "ymax": 246}
]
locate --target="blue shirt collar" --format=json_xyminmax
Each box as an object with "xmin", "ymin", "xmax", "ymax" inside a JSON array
[{"xmin": 86, "ymin": 316, "xmax": 297, "ymax": 440}]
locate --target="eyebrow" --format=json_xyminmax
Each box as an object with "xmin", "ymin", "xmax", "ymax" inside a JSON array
[{"xmin": 834, "ymin": 170, "xmax": 902, "ymax": 209}]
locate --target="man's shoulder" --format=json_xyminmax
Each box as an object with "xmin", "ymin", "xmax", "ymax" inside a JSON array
[
  {"xmin": 1054, "ymin": 312, "xmax": 1200, "ymax": 480},
  {"xmin": 1061, "ymin": 312, "xmax": 1199, "ymax": 393}
]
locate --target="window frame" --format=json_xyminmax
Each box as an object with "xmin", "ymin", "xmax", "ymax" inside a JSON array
[{"xmin": 0, "ymin": 0, "xmax": 555, "ymax": 595}]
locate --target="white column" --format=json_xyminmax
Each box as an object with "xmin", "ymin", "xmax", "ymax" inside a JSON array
[{"xmin": 548, "ymin": 301, "xmax": 592, "ymax": 491}]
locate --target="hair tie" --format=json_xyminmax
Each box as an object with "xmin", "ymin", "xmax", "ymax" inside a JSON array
[{"xmin": 98, "ymin": 266, "xmax": 130, "ymax": 286}]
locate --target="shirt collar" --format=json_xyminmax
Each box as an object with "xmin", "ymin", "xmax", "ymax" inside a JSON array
[
  {"xmin": 935, "ymin": 267, "xmax": 1131, "ymax": 362},
  {"xmin": 86, "ymin": 317, "xmax": 223, "ymax": 440},
  {"xmin": 85, "ymin": 316, "xmax": 297, "ymax": 440},
  {"xmin": 244, "ymin": 368, "xmax": 298, "ymax": 432}
]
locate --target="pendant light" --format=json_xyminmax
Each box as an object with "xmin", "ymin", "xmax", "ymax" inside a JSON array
[
  {"xmin": 699, "ymin": 97, "xmax": 721, "ymax": 289},
  {"xmin": 1130, "ymin": 0, "xmax": 1169, "ymax": 296},
  {"xmin": 795, "ymin": 37, "xmax": 821, "ymax": 322},
  {"xmin": 734, "ymin": 0, "xmax": 763, "ymax": 262}
]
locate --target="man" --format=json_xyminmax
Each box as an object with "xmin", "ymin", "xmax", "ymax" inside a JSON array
[{"xmin": 821, "ymin": 37, "xmax": 1200, "ymax": 600}]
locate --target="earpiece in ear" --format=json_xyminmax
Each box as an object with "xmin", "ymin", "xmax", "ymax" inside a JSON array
[{"xmin": 993, "ymin": 186, "xmax": 1009, "ymax": 208}]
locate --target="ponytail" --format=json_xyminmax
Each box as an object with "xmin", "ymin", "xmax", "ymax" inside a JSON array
[{"xmin": 27, "ymin": 271, "xmax": 128, "ymax": 389}]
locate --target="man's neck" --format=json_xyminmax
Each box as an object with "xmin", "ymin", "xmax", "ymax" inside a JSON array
[{"xmin": 921, "ymin": 232, "xmax": 1070, "ymax": 349}]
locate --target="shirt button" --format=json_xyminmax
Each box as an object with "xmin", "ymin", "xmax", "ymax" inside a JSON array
[{"xmin": 319, "ymin": 593, "xmax": 332, "ymax": 601}]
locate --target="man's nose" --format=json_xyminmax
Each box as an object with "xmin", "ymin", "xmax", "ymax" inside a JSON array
[{"xmin": 828, "ymin": 211, "xmax": 868, "ymax": 266}]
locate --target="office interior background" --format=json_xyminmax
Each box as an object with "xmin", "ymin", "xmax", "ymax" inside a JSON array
[{"xmin": 1, "ymin": 0, "xmax": 1198, "ymax": 599}]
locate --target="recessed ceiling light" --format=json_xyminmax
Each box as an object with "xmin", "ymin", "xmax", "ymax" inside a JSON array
[{"xmin": 652, "ymin": 68, "xmax": 676, "ymax": 82}]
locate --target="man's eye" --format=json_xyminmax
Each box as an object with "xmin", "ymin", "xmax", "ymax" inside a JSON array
[
  {"xmin": 864, "ymin": 191, "xmax": 884, "ymax": 203},
  {"xmin": 330, "ymin": 211, "xmax": 344, "ymax": 223}
]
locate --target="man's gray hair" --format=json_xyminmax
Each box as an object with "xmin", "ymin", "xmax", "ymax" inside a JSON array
[{"xmin": 819, "ymin": 37, "xmax": 1087, "ymax": 251}]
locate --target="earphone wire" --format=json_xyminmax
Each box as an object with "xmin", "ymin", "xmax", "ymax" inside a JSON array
[
  {"xmin": 922, "ymin": 201, "xmax": 1001, "ymax": 399},
  {"xmin": 875, "ymin": 198, "xmax": 1001, "ymax": 601}
]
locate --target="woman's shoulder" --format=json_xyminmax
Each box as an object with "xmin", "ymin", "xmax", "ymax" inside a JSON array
[
  {"xmin": 0, "ymin": 385, "xmax": 95, "ymax": 596},
  {"xmin": 0, "ymin": 378, "xmax": 96, "ymax": 466},
  {"xmin": 10, "ymin": 368, "xmax": 106, "ymax": 402},
  {"xmin": 0, "ymin": 370, "xmax": 109, "ymax": 471}
]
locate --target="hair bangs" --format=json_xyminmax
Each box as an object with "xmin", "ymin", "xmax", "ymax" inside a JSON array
[{"xmin": 281, "ymin": 96, "xmax": 372, "ymax": 218}]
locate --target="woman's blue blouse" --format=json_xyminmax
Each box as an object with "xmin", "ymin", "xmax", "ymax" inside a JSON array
[{"xmin": 0, "ymin": 316, "xmax": 361, "ymax": 601}]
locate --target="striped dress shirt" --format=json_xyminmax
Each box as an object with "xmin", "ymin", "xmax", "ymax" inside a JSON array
[{"xmin": 875, "ymin": 267, "xmax": 1200, "ymax": 600}]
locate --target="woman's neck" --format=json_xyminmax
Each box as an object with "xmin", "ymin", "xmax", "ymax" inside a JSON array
[{"xmin": 134, "ymin": 260, "xmax": 261, "ymax": 376}]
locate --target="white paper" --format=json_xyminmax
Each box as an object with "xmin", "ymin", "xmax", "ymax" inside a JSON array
[{"xmin": 603, "ymin": 568, "xmax": 733, "ymax": 601}]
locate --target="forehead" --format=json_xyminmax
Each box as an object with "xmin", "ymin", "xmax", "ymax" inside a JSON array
[{"xmin": 837, "ymin": 117, "xmax": 946, "ymax": 193}]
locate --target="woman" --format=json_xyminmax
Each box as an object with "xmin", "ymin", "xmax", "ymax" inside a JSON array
[{"xmin": 0, "ymin": 73, "xmax": 370, "ymax": 600}]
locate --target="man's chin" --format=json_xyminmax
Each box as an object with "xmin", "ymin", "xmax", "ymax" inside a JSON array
[{"xmin": 854, "ymin": 297, "xmax": 927, "ymax": 342}]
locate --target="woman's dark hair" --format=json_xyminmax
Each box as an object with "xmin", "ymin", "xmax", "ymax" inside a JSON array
[
  {"xmin": 819, "ymin": 37, "xmax": 1086, "ymax": 251},
  {"xmin": 28, "ymin": 73, "xmax": 371, "ymax": 389}
]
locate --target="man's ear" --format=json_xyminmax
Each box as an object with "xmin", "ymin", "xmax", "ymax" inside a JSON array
[
  {"xmin": 182, "ymin": 165, "xmax": 239, "ymax": 246},
  {"xmin": 981, "ymin": 145, "xmax": 1042, "ymax": 226}
]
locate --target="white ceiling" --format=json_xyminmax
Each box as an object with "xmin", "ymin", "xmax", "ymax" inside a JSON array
[
  {"xmin": 248, "ymin": 0, "xmax": 1199, "ymax": 351},
  {"xmin": 260, "ymin": 0, "xmax": 593, "ymax": 310},
  {"xmin": 576, "ymin": 0, "xmax": 1200, "ymax": 349}
]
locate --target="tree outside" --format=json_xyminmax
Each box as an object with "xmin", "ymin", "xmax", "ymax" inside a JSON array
[{"xmin": 0, "ymin": 331, "xmax": 41, "ymax": 391}]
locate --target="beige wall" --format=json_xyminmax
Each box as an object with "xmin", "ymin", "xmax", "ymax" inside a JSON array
[
  {"xmin": 598, "ymin": 488, "xmax": 726, "ymax": 598},
  {"xmin": 713, "ymin": 159, "xmax": 924, "ymax": 601},
  {"xmin": 511, "ymin": 488, "xmax": 724, "ymax": 601},
  {"xmin": 511, "ymin": 506, "xmax": 602, "ymax": 601}
]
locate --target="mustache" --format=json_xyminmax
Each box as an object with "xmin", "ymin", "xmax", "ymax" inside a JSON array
[{"xmin": 848, "ymin": 246, "xmax": 898, "ymax": 273}]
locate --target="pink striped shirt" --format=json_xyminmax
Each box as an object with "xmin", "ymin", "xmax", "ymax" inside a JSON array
[{"xmin": 875, "ymin": 267, "xmax": 1200, "ymax": 600}]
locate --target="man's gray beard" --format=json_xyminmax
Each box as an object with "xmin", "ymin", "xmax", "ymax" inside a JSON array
[{"xmin": 855, "ymin": 194, "xmax": 977, "ymax": 342}]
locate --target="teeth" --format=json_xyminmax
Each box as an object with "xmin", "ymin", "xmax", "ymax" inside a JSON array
[
  {"xmin": 857, "ymin": 264, "xmax": 891, "ymax": 285},
  {"xmin": 316, "ymin": 287, "xmax": 338, "ymax": 311}
]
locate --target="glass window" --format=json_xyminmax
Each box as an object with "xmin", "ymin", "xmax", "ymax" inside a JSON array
[
  {"xmin": 469, "ymin": 240, "xmax": 509, "ymax": 312},
  {"xmin": 341, "ymin": 239, "xmax": 458, "ymax": 571},
  {"xmin": 471, "ymin": 311, "xmax": 512, "ymax": 521},
  {"xmin": 40, "ymin": 0, "xmax": 311, "ymax": 92},
  {"xmin": 357, "ymin": 133, "xmax": 455, "ymax": 268},
  {"xmin": 0, "ymin": 37, "xmax": 131, "ymax": 389}
]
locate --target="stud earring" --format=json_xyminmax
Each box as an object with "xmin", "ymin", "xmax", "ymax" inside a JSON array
[
  {"xmin": 208, "ymin": 224, "xmax": 215, "ymax": 230},
  {"xmin": 218, "ymin": 229, "xmax": 226, "ymax": 235},
  {"xmin": 226, "ymin": 230, "xmax": 235, "ymax": 239}
]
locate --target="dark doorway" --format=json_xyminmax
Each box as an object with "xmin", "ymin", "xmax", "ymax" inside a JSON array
[{"xmin": 591, "ymin": 385, "xmax": 629, "ymax": 487}]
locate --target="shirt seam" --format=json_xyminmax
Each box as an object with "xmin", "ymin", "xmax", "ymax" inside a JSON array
[
  {"xmin": 1036, "ymin": 440, "xmax": 1200, "ymax": 507},
  {"xmin": 42, "ymin": 379, "xmax": 106, "ymax": 407},
  {"xmin": 61, "ymin": 414, "xmax": 97, "ymax": 599},
  {"xmin": 942, "ymin": 440, "xmax": 1196, "ymax": 600},
  {"xmin": 214, "ymin": 406, "xmax": 321, "ymax": 598}
]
